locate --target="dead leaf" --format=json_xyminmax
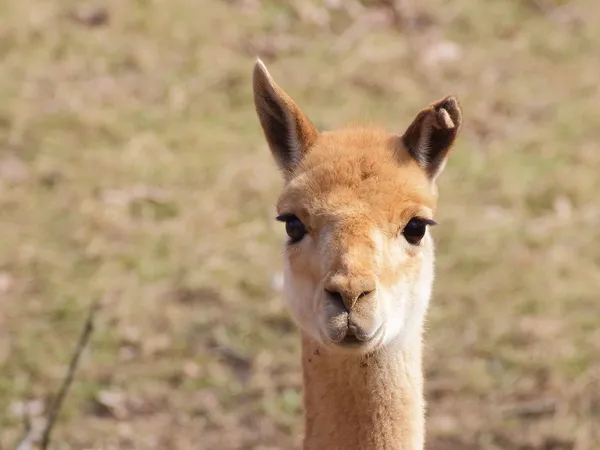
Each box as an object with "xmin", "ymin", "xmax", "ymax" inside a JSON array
[{"xmin": 93, "ymin": 390, "xmax": 128, "ymax": 419}]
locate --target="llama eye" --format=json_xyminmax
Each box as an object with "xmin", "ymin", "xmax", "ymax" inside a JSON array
[
  {"xmin": 276, "ymin": 214, "xmax": 307, "ymax": 243},
  {"xmin": 402, "ymin": 217, "xmax": 435, "ymax": 245}
]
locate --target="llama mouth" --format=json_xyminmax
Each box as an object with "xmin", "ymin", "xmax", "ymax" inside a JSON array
[
  {"xmin": 338, "ymin": 326, "xmax": 382, "ymax": 347},
  {"xmin": 340, "ymin": 333, "xmax": 362, "ymax": 346}
]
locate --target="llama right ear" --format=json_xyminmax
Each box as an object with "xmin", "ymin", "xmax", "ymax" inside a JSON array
[
  {"xmin": 253, "ymin": 59, "xmax": 318, "ymax": 176},
  {"xmin": 400, "ymin": 95, "xmax": 462, "ymax": 181}
]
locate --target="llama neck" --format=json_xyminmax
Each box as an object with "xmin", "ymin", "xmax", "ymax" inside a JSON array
[{"xmin": 301, "ymin": 333, "xmax": 425, "ymax": 450}]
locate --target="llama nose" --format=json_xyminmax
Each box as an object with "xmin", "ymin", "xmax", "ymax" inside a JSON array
[{"xmin": 325, "ymin": 285, "xmax": 375, "ymax": 311}]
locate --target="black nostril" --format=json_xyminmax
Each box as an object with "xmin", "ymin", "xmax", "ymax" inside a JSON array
[{"xmin": 325, "ymin": 289, "xmax": 347, "ymax": 311}]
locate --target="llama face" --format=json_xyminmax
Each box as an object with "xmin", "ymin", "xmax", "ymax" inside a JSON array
[{"xmin": 275, "ymin": 129, "xmax": 437, "ymax": 353}]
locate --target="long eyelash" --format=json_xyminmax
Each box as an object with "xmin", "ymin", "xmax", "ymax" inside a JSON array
[
  {"xmin": 275, "ymin": 214, "xmax": 296, "ymax": 222},
  {"xmin": 405, "ymin": 217, "xmax": 438, "ymax": 227}
]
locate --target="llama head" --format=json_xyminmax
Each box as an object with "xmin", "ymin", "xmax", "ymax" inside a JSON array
[{"xmin": 253, "ymin": 60, "xmax": 462, "ymax": 354}]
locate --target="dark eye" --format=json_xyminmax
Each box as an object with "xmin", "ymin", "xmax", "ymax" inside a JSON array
[
  {"xmin": 402, "ymin": 217, "xmax": 436, "ymax": 245},
  {"xmin": 276, "ymin": 214, "xmax": 307, "ymax": 244}
]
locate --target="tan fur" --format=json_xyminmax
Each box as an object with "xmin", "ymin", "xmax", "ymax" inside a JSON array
[{"xmin": 252, "ymin": 59, "xmax": 462, "ymax": 450}]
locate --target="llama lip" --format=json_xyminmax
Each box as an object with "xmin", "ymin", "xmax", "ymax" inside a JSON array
[{"xmin": 338, "ymin": 325, "xmax": 382, "ymax": 347}]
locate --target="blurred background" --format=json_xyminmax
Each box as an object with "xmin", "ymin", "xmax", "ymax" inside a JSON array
[{"xmin": 1, "ymin": 0, "xmax": 599, "ymax": 449}]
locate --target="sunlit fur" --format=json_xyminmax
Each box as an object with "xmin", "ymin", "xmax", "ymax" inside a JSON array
[{"xmin": 253, "ymin": 58, "xmax": 462, "ymax": 450}]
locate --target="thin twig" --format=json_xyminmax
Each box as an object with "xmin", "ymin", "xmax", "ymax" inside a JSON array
[{"xmin": 39, "ymin": 302, "xmax": 98, "ymax": 450}]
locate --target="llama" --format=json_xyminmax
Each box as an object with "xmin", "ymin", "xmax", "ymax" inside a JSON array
[{"xmin": 253, "ymin": 59, "xmax": 462, "ymax": 450}]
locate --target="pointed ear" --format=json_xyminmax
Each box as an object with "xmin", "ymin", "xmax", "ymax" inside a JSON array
[
  {"xmin": 253, "ymin": 59, "xmax": 318, "ymax": 176},
  {"xmin": 401, "ymin": 95, "xmax": 462, "ymax": 180}
]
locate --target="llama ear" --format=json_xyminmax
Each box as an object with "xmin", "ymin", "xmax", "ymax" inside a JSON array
[
  {"xmin": 253, "ymin": 59, "xmax": 318, "ymax": 175},
  {"xmin": 401, "ymin": 95, "xmax": 462, "ymax": 180}
]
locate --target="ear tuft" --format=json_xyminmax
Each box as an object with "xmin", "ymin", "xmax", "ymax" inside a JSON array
[
  {"xmin": 435, "ymin": 108, "xmax": 455, "ymax": 129},
  {"xmin": 252, "ymin": 59, "xmax": 318, "ymax": 176},
  {"xmin": 401, "ymin": 95, "xmax": 462, "ymax": 180}
]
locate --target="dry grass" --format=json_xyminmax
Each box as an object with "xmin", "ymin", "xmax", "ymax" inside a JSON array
[{"xmin": 1, "ymin": 0, "xmax": 599, "ymax": 448}]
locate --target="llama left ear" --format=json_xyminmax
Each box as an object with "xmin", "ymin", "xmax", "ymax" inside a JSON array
[
  {"xmin": 253, "ymin": 59, "xmax": 319, "ymax": 177},
  {"xmin": 401, "ymin": 95, "xmax": 462, "ymax": 180}
]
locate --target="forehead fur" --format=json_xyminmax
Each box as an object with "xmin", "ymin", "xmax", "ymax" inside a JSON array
[{"xmin": 277, "ymin": 127, "xmax": 437, "ymax": 230}]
